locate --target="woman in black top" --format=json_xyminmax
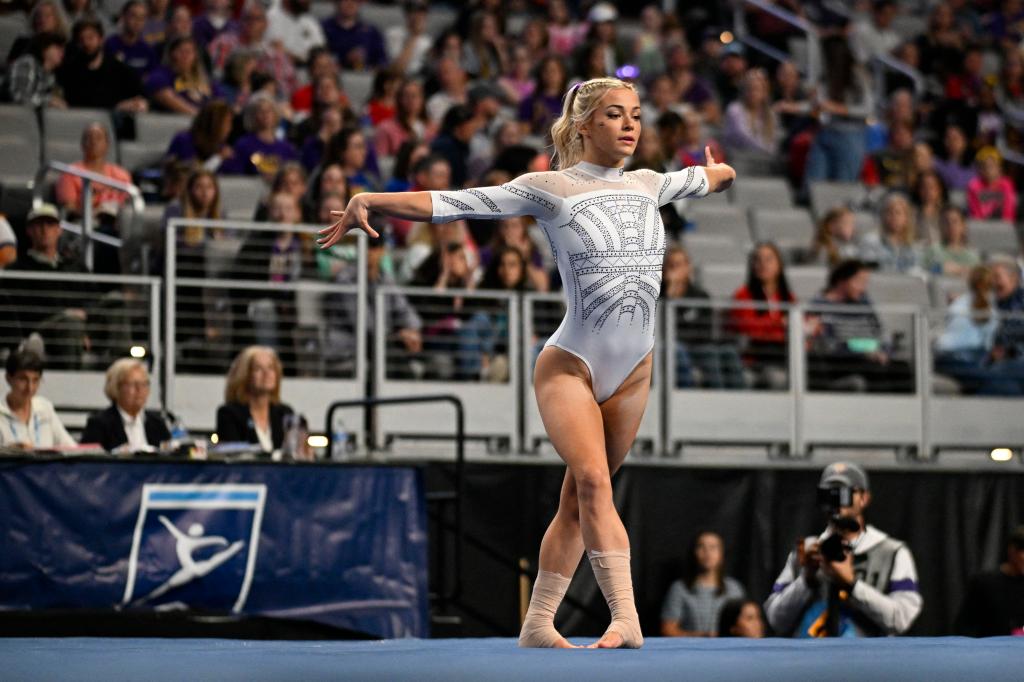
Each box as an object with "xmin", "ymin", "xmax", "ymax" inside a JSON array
[{"xmin": 215, "ymin": 345, "xmax": 294, "ymax": 455}]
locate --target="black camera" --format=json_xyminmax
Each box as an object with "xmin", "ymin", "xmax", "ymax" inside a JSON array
[
  {"xmin": 819, "ymin": 530, "xmax": 852, "ymax": 563},
  {"xmin": 817, "ymin": 485, "xmax": 854, "ymax": 513}
]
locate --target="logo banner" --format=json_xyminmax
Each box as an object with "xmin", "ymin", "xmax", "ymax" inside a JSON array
[{"xmin": 0, "ymin": 461, "xmax": 428, "ymax": 638}]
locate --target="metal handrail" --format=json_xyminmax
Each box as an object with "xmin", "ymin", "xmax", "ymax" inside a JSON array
[
  {"xmin": 737, "ymin": 0, "xmax": 821, "ymax": 86},
  {"xmin": 325, "ymin": 394, "xmax": 465, "ymax": 605},
  {"xmin": 34, "ymin": 160, "xmax": 146, "ymax": 272}
]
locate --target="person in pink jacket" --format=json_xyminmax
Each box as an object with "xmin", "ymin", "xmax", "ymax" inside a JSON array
[{"xmin": 966, "ymin": 146, "xmax": 1017, "ymax": 221}]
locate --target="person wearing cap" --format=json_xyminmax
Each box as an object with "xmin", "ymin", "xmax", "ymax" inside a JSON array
[
  {"xmin": 955, "ymin": 525, "xmax": 1024, "ymax": 636},
  {"xmin": 7, "ymin": 203, "xmax": 92, "ymax": 369},
  {"xmin": 764, "ymin": 461, "xmax": 922, "ymax": 637},
  {"xmin": 967, "ymin": 147, "xmax": 1017, "ymax": 221},
  {"xmin": 10, "ymin": 203, "xmax": 78, "ymax": 273}
]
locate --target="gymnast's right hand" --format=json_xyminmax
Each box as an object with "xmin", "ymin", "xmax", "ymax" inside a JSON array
[{"xmin": 317, "ymin": 194, "xmax": 380, "ymax": 249}]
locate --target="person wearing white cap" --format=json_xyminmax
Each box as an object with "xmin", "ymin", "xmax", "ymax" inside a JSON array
[
  {"xmin": 320, "ymin": 76, "xmax": 736, "ymax": 648},
  {"xmin": 764, "ymin": 461, "xmax": 923, "ymax": 637}
]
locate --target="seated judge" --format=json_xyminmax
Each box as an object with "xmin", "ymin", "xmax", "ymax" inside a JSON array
[
  {"xmin": 81, "ymin": 358, "xmax": 170, "ymax": 452},
  {"xmin": 216, "ymin": 345, "xmax": 294, "ymax": 455}
]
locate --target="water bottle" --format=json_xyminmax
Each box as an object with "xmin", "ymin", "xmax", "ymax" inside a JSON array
[
  {"xmin": 169, "ymin": 415, "xmax": 189, "ymax": 442},
  {"xmin": 332, "ymin": 420, "xmax": 350, "ymax": 461}
]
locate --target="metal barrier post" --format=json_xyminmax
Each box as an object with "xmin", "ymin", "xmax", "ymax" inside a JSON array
[
  {"xmin": 916, "ymin": 309, "xmax": 932, "ymax": 460},
  {"xmin": 788, "ymin": 304, "xmax": 805, "ymax": 457},
  {"xmin": 81, "ymin": 179, "xmax": 93, "ymax": 272}
]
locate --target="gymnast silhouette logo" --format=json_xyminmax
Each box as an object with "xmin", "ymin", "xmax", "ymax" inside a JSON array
[{"xmin": 122, "ymin": 484, "xmax": 266, "ymax": 612}]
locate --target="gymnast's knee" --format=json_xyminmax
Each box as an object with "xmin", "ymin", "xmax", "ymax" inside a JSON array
[{"xmin": 573, "ymin": 468, "xmax": 611, "ymax": 509}]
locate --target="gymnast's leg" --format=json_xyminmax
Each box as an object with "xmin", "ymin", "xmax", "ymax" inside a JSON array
[{"xmin": 518, "ymin": 347, "xmax": 650, "ymax": 648}]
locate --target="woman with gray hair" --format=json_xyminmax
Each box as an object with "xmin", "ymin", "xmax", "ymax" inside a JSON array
[
  {"xmin": 80, "ymin": 358, "xmax": 170, "ymax": 452},
  {"xmin": 222, "ymin": 94, "xmax": 298, "ymax": 176}
]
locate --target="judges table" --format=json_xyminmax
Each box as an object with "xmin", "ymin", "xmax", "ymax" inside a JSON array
[{"xmin": 0, "ymin": 455, "xmax": 429, "ymax": 639}]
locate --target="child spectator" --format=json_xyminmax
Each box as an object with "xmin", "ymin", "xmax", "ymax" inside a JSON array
[{"xmin": 967, "ymin": 147, "xmax": 1017, "ymax": 221}]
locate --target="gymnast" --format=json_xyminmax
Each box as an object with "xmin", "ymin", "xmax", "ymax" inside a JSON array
[{"xmin": 318, "ymin": 77, "xmax": 736, "ymax": 648}]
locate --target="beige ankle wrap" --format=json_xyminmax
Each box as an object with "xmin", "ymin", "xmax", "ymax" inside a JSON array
[
  {"xmin": 518, "ymin": 570, "xmax": 573, "ymax": 648},
  {"xmin": 587, "ymin": 549, "xmax": 644, "ymax": 648}
]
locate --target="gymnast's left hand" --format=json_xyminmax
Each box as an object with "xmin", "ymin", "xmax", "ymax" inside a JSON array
[
  {"xmin": 705, "ymin": 146, "xmax": 736, "ymax": 193},
  {"xmin": 318, "ymin": 194, "xmax": 379, "ymax": 249}
]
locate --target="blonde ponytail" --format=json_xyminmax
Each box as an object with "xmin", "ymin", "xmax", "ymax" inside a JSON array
[{"xmin": 549, "ymin": 77, "xmax": 638, "ymax": 170}]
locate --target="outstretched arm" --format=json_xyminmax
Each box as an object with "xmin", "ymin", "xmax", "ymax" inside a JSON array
[
  {"xmin": 703, "ymin": 146, "xmax": 736, "ymax": 193},
  {"xmin": 318, "ymin": 177, "xmax": 560, "ymax": 249},
  {"xmin": 318, "ymin": 191, "xmax": 433, "ymax": 248}
]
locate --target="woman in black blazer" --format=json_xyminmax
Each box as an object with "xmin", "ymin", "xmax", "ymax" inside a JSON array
[
  {"xmin": 81, "ymin": 359, "xmax": 171, "ymax": 452},
  {"xmin": 215, "ymin": 346, "xmax": 294, "ymax": 455}
]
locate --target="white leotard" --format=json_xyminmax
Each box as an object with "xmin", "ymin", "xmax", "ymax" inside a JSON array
[{"xmin": 430, "ymin": 161, "xmax": 710, "ymax": 403}]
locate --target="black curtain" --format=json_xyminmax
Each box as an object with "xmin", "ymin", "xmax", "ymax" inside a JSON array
[{"xmin": 430, "ymin": 464, "xmax": 1024, "ymax": 637}]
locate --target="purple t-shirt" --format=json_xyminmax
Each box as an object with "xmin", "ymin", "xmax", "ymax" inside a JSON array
[
  {"xmin": 681, "ymin": 77, "xmax": 714, "ymax": 107},
  {"xmin": 222, "ymin": 134, "xmax": 298, "ymax": 175},
  {"xmin": 105, "ymin": 34, "xmax": 159, "ymax": 77},
  {"xmin": 192, "ymin": 16, "xmax": 239, "ymax": 49},
  {"xmin": 166, "ymin": 130, "xmax": 197, "ymax": 162},
  {"xmin": 320, "ymin": 19, "xmax": 386, "ymax": 69},
  {"xmin": 144, "ymin": 66, "xmax": 223, "ymax": 109},
  {"xmin": 299, "ymin": 136, "xmax": 325, "ymax": 172}
]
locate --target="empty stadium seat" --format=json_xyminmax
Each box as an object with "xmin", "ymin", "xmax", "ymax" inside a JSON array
[
  {"xmin": 809, "ymin": 181, "xmax": 865, "ymax": 217},
  {"xmin": 119, "ymin": 141, "xmax": 164, "ymax": 173},
  {"xmin": 785, "ymin": 266, "xmax": 828, "ymax": 300},
  {"xmin": 44, "ymin": 140, "xmax": 85, "ymax": 165},
  {"xmin": 930, "ymin": 275, "xmax": 968, "ymax": 309},
  {"xmin": 0, "ymin": 14, "xmax": 27, "ymax": 66},
  {"xmin": 134, "ymin": 112, "xmax": 191, "ymax": 149},
  {"xmin": 868, "ymin": 272, "xmax": 930, "ymax": 307},
  {"xmin": 0, "ymin": 105, "xmax": 41, "ymax": 185},
  {"xmin": 686, "ymin": 204, "xmax": 753, "ymax": 244},
  {"xmin": 967, "ymin": 219, "xmax": 1021, "ymax": 256},
  {"xmin": 750, "ymin": 207, "xmax": 816, "ymax": 252},
  {"xmin": 218, "ymin": 176, "xmax": 266, "ymax": 215},
  {"xmin": 685, "ymin": 234, "xmax": 749, "ymax": 268},
  {"xmin": 731, "ymin": 176, "xmax": 793, "ymax": 209},
  {"xmin": 696, "ymin": 263, "xmax": 746, "ymax": 299},
  {"xmin": 359, "ymin": 2, "xmax": 403, "ymax": 31},
  {"xmin": 341, "ymin": 71, "xmax": 375, "ymax": 109}
]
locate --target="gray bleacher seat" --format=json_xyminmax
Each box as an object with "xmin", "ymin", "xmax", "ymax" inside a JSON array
[
  {"xmin": 725, "ymin": 148, "xmax": 780, "ymax": 177},
  {"xmin": 696, "ymin": 263, "xmax": 746, "ymax": 299},
  {"xmin": 868, "ymin": 272, "xmax": 930, "ymax": 307},
  {"xmin": 930, "ymin": 275, "xmax": 968, "ymax": 309},
  {"xmin": 685, "ymin": 234, "xmax": 749, "ymax": 268},
  {"xmin": 786, "ymin": 266, "xmax": 828, "ymax": 300},
  {"xmin": 730, "ymin": 176, "xmax": 793, "ymax": 209},
  {"xmin": 687, "ymin": 204, "xmax": 752, "ymax": 244},
  {"xmin": 42, "ymin": 108, "xmax": 116, "ymax": 158},
  {"xmin": 118, "ymin": 141, "xmax": 164, "ymax": 173},
  {"xmin": 134, "ymin": 112, "xmax": 191, "ymax": 149},
  {"xmin": 0, "ymin": 14, "xmax": 27, "ymax": 64},
  {"xmin": 809, "ymin": 181, "xmax": 865, "ymax": 217},
  {"xmin": 750, "ymin": 207, "xmax": 816, "ymax": 253},
  {"xmin": 44, "ymin": 140, "xmax": 85, "ymax": 165},
  {"xmin": 948, "ymin": 188, "xmax": 966, "ymax": 209},
  {"xmin": 311, "ymin": 1, "xmax": 332, "ymax": 20},
  {"xmin": 0, "ymin": 105, "xmax": 41, "ymax": 185},
  {"xmin": 967, "ymin": 219, "xmax": 1021, "ymax": 256},
  {"xmin": 853, "ymin": 210, "xmax": 876, "ymax": 238},
  {"xmin": 341, "ymin": 70, "xmax": 374, "ymax": 109},
  {"xmin": 218, "ymin": 176, "xmax": 266, "ymax": 215},
  {"xmin": 359, "ymin": 3, "xmax": 404, "ymax": 32}
]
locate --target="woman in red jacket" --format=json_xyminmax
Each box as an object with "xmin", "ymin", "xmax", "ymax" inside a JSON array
[{"xmin": 729, "ymin": 242, "xmax": 795, "ymax": 388}]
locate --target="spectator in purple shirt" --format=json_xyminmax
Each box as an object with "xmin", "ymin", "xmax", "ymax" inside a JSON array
[
  {"xmin": 165, "ymin": 99, "xmax": 235, "ymax": 171},
  {"xmin": 933, "ymin": 123, "xmax": 976, "ymax": 191},
  {"xmin": 517, "ymin": 55, "xmax": 567, "ymax": 137},
  {"xmin": 321, "ymin": 0, "xmax": 386, "ymax": 71},
  {"xmin": 105, "ymin": 0, "xmax": 158, "ymax": 78},
  {"xmin": 222, "ymin": 93, "xmax": 298, "ymax": 177},
  {"xmin": 191, "ymin": 0, "xmax": 238, "ymax": 50},
  {"xmin": 144, "ymin": 35, "xmax": 219, "ymax": 115}
]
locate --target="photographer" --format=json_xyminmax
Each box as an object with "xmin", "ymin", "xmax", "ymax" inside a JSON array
[{"xmin": 764, "ymin": 462, "xmax": 922, "ymax": 637}]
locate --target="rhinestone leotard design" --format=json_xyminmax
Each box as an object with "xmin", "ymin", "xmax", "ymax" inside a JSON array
[{"xmin": 431, "ymin": 161, "xmax": 710, "ymax": 403}]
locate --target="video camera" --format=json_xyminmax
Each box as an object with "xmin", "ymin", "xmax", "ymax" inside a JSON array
[{"xmin": 817, "ymin": 484, "xmax": 861, "ymax": 562}]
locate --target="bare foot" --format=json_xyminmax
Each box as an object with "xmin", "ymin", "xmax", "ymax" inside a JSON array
[{"xmin": 588, "ymin": 632, "xmax": 624, "ymax": 649}]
